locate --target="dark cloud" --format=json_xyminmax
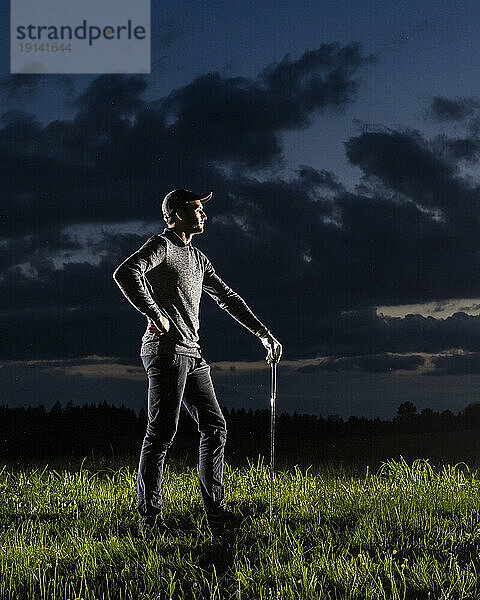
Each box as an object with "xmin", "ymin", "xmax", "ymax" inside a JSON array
[
  {"xmin": 0, "ymin": 258, "xmax": 118, "ymax": 311},
  {"xmin": 0, "ymin": 74, "xmax": 43, "ymax": 96},
  {"xmin": 6, "ymin": 293, "xmax": 480, "ymax": 364},
  {"xmin": 319, "ymin": 310, "xmax": 480, "ymax": 357},
  {"xmin": 429, "ymin": 352, "xmax": 480, "ymax": 376},
  {"xmin": 443, "ymin": 137, "xmax": 480, "ymax": 163},
  {"xmin": 0, "ymin": 74, "xmax": 75, "ymax": 98},
  {"xmin": 161, "ymin": 43, "xmax": 373, "ymax": 168},
  {"xmin": 343, "ymin": 129, "xmax": 480, "ymax": 305},
  {"xmin": 353, "ymin": 353, "xmax": 424, "ymax": 372},
  {"xmin": 297, "ymin": 353, "xmax": 425, "ymax": 374},
  {"xmin": 423, "ymin": 96, "xmax": 480, "ymax": 164},
  {"xmin": 296, "ymin": 165, "xmax": 344, "ymax": 193},
  {"xmin": 73, "ymin": 74, "xmax": 147, "ymax": 126},
  {"xmin": 195, "ymin": 145, "xmax": 480, "ymax": 320},
  {"xmin": 186, "ymin": 306, "xmax": 480, "ymax": 363},
  {"xmin": 428, "ymin": 96, "xmax": 479, "ymax": 122},
  {"xmin": 0, "ymin": 228, "xmax": 160, "ymax": 315},
  {"xmin": 0, "ymin": 304, "xmax": 142, "ymax": 361},
  {"xmin": 1, "ymin": 44, "xmax": 371, "ymax": 238},
  {"xmin": 14, "ymin": 356, "xmax": 134, "ymax": 369},
  {"xmin": 345, "ymin": 129, "xmax": 465, "ymax": 213},
  {"xmin": 0, "ymin": 228, "xmax": 82, "ymax": 272}
]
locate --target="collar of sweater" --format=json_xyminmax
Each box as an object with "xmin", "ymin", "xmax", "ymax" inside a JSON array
[{"xmin": 162, "ymin": 228, "xmax": 191, "ymax": 247}]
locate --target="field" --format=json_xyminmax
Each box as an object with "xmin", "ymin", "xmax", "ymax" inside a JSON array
[{"xmin": 3, "ymin": 449, "xmax": 480, "ymax": 600}]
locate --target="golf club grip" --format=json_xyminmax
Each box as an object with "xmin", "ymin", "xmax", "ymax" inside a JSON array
[{"xmin": 270, "ymin": 361, "xmax": 277, "ymax": 402}]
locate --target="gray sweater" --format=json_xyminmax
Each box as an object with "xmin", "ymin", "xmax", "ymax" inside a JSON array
[{"xmin": 113, "ymin": 228, "xmax": 269, "ymax": 357}]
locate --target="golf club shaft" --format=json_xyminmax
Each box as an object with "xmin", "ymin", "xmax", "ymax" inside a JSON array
[{"xmin": 270, "ymin": 361, "xmax": 277, "ymax": 521}]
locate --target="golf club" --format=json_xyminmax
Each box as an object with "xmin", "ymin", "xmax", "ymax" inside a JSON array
[{"xmin": 269, "ymin": 359, "xmax": 277, "ymax": 521}]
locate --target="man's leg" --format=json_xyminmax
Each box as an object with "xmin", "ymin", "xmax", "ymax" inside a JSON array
[
  {"xmin": 137, "ymin": 353, "xmax": 192, "ymax": 525},
  {"xmin": 182, "ymin": 356, "xmax": 227, "ymax": 513}
]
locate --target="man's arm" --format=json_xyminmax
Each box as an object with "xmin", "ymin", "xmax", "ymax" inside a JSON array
[
  {"xmin": 112, "ymin": 235, "xmax": 170, "ymax": 332},
  {"xmin": 203, "ymin": 261, "xmax": 282, "ymax": 362}
]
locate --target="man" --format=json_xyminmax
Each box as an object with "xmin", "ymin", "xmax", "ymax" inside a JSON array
[{"xmin": 113, "ymin": 189, "xmax": 282, "ymax": 533}]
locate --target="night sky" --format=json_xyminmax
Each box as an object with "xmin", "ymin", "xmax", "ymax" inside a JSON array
[{"xmin": 2, "ymin": 1, "xmax": 480, "ymax": 419}]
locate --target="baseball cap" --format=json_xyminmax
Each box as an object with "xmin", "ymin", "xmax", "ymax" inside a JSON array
[{"xmin": 162, "ymin": 189, "xmax": 213, "ymax": 221}]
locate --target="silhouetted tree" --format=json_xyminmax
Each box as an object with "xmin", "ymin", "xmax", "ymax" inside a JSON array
[{"xmin": 395, "ymin": 401, "xmax": 417, "ymax": 424}]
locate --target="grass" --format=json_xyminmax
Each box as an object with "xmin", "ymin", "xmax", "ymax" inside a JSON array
[{"xmin": 2, "ymin": 456, "xmax": 480, "ymax": 599}]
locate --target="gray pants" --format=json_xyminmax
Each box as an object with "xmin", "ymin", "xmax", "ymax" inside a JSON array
[{"xmin": 138, "ymin": 353, "xmax": 227, "ymax": 524}]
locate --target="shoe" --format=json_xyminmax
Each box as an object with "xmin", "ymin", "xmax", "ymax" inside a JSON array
[
  {"xmin": 140, "ymin": 517, "xmax": 171, "ymax": 536},
  {"xmin": 205, "ymin": 507, "xmax": 236, "ymax": 526}
]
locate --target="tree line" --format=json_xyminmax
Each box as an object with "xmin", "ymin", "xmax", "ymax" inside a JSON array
[{"xmin": 2, "ymin": 400, "xmax": 480, "ymax": 459}]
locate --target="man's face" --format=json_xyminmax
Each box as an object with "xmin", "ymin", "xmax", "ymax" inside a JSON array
[{"xmin": 176, "ymin": 199, "xmax": 207, "ymax": 234}]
